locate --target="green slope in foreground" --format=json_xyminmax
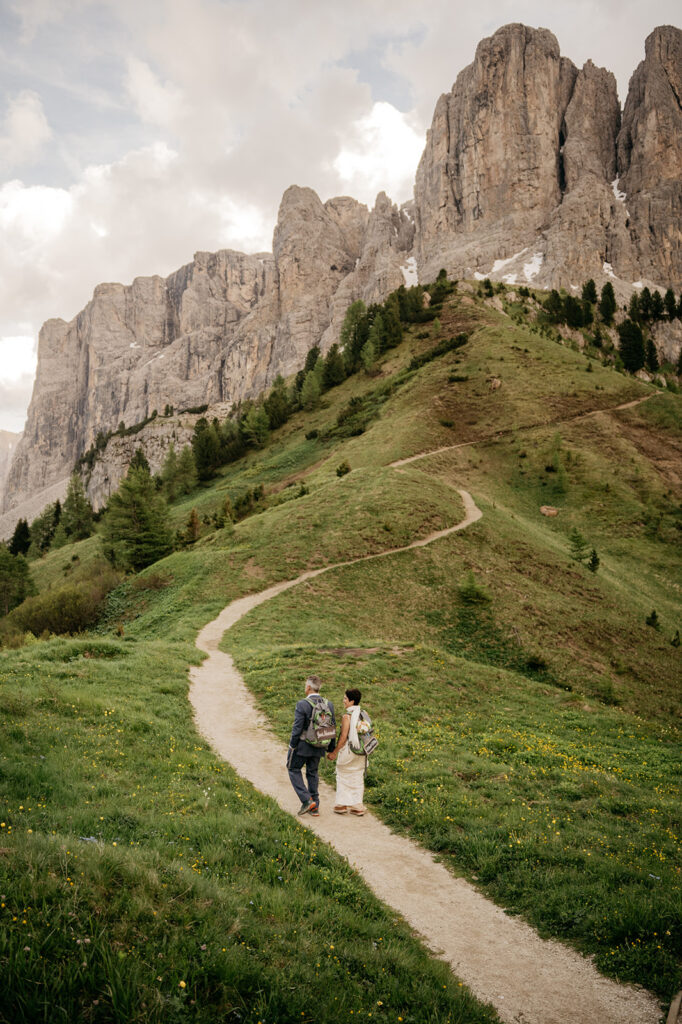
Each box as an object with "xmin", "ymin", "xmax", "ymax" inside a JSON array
[{"xmin": 1, "ymin": 286, "xmax": 680, "ymax": 1021}]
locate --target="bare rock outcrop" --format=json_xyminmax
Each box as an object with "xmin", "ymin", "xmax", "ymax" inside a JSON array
[
  {"xmin": 617, "ymin": 26, "xmax": 682, "ymax": 289},
  {"xmin": 413, "ymin": 23, "xmax": 681, "ymax": 294},
  {"xmin": 85, "ymin": 411, "xmax": 216, "ymax": 510},
  {"xmin": 415, "ymin": 24, "xmax": 578, "ymax": 281},
  {"xmin": 4, "ymin": 251, "xmax": 270, "ymax": 513},
  {"xmin": 3, "ymin": 189, "xmax": 412, "ymax": 518},
  {"xmin": 321, "ymin": 192, "xmax": 415, "ymax": 348}
]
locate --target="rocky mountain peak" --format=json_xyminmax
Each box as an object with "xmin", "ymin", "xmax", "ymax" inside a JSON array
[{"xmin": 2, "ymin": 22, "xmax": 680, "ymax": 536}]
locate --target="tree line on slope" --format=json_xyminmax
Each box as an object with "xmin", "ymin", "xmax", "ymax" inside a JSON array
[
  {"xmin": 541, "ymin": 279, "xmax": 682, "ymax": 375},
  {"xmin": 0, "ymin": 277, "xmax": 452, "ymax": 629}
]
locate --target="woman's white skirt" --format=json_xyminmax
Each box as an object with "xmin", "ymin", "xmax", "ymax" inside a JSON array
[{"xmin": 335, "ymin": 744, "xmax": 365, "ymax": 806}]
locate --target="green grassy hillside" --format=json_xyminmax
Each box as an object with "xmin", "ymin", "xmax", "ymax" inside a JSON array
[{"xmin": 2, "ymin": 284, "xmax": 680, "ymax": 1019}]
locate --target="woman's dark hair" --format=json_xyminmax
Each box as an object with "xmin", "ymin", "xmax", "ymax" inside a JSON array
[{"xmin": 345, "ymin": 688, "xmax": 362, "ymax": 705}]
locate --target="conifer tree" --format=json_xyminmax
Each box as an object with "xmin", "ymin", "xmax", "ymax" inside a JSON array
[
  {"xmin": 263, "ymin": 375, "xmax": 290, "ymax": 428},
  {"xmin": 639, "ymin": 287, "xmax": 652, "ymax": 321},
  {"xmin": 129, "ymin": 447, "xmax": 150, "ymax": 475},
  {"xmin": 300, "ymin": 368, "xmax": 321, "ymax": 410},
  {"xmin": 303, "ymin": 345, "xmax": 321, "ymax": 374},
  {"xmin": 645, "ymin": 609, "xmax": 660, "ymax": 630},
  {"xmin": 50, "ymin": 522, "xmax": 69, "ymax": 549},
  {"xmin": 241, "ymin": 405, "xmax": 270, "ymax": 449},
  {"xmin": 617, "ymin": 319, "xmax": 645, "ymax": 373},
  {"xmin": 61, "ymin": 472, "xmax": 94, "ymax": 540},
  {"xmin": 544, "ymin": 289, "xmax": 563, "ymax": 323},
  {"xmin": 599, "ymin": 282, "xmax": 616, "ymax": 324},
  {"xmin": 184, "ymin": 508, "xmax": 200, "ymax": 544},
  {"xmin": 645, "ymin": 339, "xmax": 659, "ymax": 373},
  {"xmin": 0, "ymin": 546, "xmax": 35, "ymax": 615},
  {"xmin": 176, "ymin": 445, "xmax": 198, "ymax": 494},
  {"xmin": 651, "ymin": 290, "xmax": 664, "ymax": 321},
  {"xmin": 161, "ymin": 443, "xmax": 180, "ymax": 501},
  {"xmin": 664, "ymin": 288, "xmax": 677, "ymax": 320},
  {"xmin": 8, "ymin": 518, "xmax": 30, "ymax": 557},
  {"xmin": 366, "ymin": 312, "xmax": 385, "ymax": 356},
  {"xmin": 101, "ymin": 465, "xmax": 173, "ymax": 571},
  {"xmin": 628, "ymin": 292, "xmax": 640, "ymax": 322},
  {"xmin": 360, "ymin": 338, "xmax": 376, "ymax": 374},
  {"xmin": 192, "ymin": 418, "xmax": 220, "ymax": 480},
  {"xmin": 322, "ymin": 343, "xmax": 346, "ymax": 389},
  {"xmin": 582, "ymin": 279, "xmax": 598, "ymax": 304},
  {"xmin": 568, "ymin": 527, "xmax": 589, "ymax": 563},
  {"xmin": 588, "ymin": 549, "xmax": 600, "ymax": 573},
  {"xmin": 340, "ymin": 300, "xmax": 368, "ymax": 371},
  {"xmin": 563, "ymin": 295, "xmax": 583, "ymax": 328},
  {"xmin": 30, "ymin": 502, "xmax": 60, "ymax": 554},
  {"xmin": 382, "ymin": 302, "xmax": 403, "ymax": 349}
]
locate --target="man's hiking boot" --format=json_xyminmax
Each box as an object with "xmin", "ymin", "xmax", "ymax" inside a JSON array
[
  {"xmin": 298, "ymin": 799, "xmax": 315, "ymax": 816},
  {"xmin": 308, "ymin": 803, "xmax": 320, "ymax": 817}
]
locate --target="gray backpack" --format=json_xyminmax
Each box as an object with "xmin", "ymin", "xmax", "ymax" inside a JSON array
[
  {"xmin": 302, "ymin": 695, "xmax": 336, "ymax": 747},
  {"xmin": 349, "ymin": 709, "xmax": 378, "ymax": 756}
]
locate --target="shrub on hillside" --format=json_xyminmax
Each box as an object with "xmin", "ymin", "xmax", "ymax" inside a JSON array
[
  {"xmin": 457, "ymin": 571, "xmax": 492, "ymax": 605},
  {"xmin": 336, "ymin": 461, "xmax": 351, "ymax": 478},
  {"xmin": 4, "ymin": 563, "xmax": 121, "ymax": 637}
]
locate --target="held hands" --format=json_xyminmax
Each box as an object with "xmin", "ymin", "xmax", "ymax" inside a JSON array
[{"xmin": 326, "ymin": 751, "xmax": 337, "ymax": 761}]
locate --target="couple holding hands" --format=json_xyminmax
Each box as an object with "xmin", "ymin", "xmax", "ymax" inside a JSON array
[{"xmin": 286, "ymin": 674, "xmax": 372, "ymax": 817}]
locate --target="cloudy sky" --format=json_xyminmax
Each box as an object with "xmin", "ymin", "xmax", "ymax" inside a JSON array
[{"xmin": 0, "ymin": 0, "xmax": 678, "ymax": 431}]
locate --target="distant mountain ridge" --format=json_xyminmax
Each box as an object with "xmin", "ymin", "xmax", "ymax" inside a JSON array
[{"xmin": 2, "ymin": 22, "xmax": 680, "ymax": 532}]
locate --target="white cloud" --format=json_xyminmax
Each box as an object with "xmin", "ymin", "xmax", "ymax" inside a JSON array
[
  {"xmin": 125, "ymin": 57, "xmax": 186, "ymax": 126},
  {"xmin": 0, "ymin": 91, "xmax": 52, "ymax": 169},
  {"xmin": 333, "ymin": 101, "xmax": 424, "ymax": 205},
  {"xmin": 0, "ymin": 336, "xmax": 38, "ymax": 383},
  {"xmin": 0, "ymin": 181, "xmax": 72, "ymax": 246},
  {"xmin": 0, "ymin": 337, "xmax": 37, "ymax": 433}
]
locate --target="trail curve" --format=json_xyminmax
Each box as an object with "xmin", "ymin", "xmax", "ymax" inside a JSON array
[{"xmin": 189, "ymin": 476, "xmax": 661, "ymax": 1024}]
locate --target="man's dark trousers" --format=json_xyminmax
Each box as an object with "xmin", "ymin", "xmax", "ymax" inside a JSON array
[{"xmin": 287, "ymin": 747, "xmax": 321, "ymax": 806}]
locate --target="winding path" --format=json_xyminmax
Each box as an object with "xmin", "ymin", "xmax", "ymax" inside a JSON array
[{"xmin": 189, "ymin": 461, "xmax": 661, "ymax": 1023}]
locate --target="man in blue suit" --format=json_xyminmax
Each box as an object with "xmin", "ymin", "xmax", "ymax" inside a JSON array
[{"xmin": 287, "ymin": 675, "xmax": 336, "ymax": 816}]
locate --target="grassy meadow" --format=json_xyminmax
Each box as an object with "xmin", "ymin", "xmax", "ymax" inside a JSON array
[{"xmin": 2, "ymin": 283, "xmax": 680, "ymax": 1018}]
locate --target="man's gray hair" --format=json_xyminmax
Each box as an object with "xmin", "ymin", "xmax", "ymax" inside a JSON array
[{"xmin": 305, "ymin": 674, "xmax": 322, "ymax": 692}]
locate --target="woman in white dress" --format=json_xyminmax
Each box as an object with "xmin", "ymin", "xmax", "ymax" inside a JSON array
[{"xmin": 326, "ymin": 688, "xmax": 366, "ymax": 815}]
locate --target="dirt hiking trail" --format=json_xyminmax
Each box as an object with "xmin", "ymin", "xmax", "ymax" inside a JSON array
[{"xmin": 190, "ymin": 400, "xmax": 663, "ymax": 1024}]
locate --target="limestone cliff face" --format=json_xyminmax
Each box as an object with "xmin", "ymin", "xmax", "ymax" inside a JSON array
[
  {"xmin": 416, "ymin": 26, "xmax": 574, "ymax": 244},
  {"xmin": 414, "ymin": 24, "xmax": 577, "ymax": 280},
  {"xmin": 4, "ymin": 251, "xmax": 270, "ymax": 512},
  {"xmin": 3, "ymin": 190, "xmax": 412, "ymax": 515},
  {"xmin": 617, "ymin": 26, "xmax": 682, "ymax": 288},
  {"xmin": 414, "ymin": 23, "xmax": 682, "ymax": 292}
]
